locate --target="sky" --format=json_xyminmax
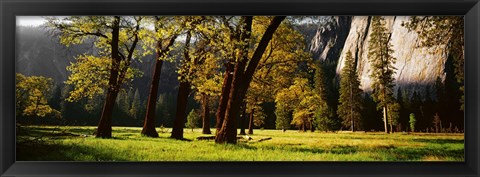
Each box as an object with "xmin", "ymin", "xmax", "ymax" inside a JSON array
[{"xmin": 16, "ymin": 16, "xmax": 47, "ymax": 26}]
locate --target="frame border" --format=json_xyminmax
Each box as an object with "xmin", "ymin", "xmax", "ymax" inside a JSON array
[{"xmin": 1, "ymin": 0, "xmax": 479, "ymax": 176}]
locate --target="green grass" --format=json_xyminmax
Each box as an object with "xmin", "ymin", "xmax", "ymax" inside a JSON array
[{"xmin": 16, "ymin": 126, "xmax": 464, "ymax": 161}]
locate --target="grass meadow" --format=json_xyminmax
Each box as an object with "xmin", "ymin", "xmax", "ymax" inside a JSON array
[{"xmin": 16, "ymin": 126, "xmax": 464, "ymax": 161}]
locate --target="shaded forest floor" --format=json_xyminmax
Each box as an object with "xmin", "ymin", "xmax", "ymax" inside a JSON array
[{"xmin": 16, "ymin": 126, "xmax": 464, "ymax": 161}]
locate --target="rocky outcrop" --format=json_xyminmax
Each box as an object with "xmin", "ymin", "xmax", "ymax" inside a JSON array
[
  {"xmin": 311, "ymin": 16, "xmax": 449, "ymax": 97},
  {"xmin": 310, "ymin": 16, "xmax": 352, "ymax": 63}
]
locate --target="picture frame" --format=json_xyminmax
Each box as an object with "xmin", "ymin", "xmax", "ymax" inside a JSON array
[{"xmin": 1, "ymin": 0, "xmax": 479, "ymax": 176}]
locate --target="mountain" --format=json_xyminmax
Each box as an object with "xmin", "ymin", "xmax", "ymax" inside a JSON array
[{"xmin": 310, "ymin": 16, "xmax": 451, "ymax": 99}]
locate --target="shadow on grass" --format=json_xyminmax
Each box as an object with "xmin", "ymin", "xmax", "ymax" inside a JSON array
[
  {"xmin": 16, "ymin": 141, "xmax": 128, "ymax": 161},
  {"xmin": 287, "ymin": 145, "xmax": 358, "ymax": 155},
  {"xmin": 411, "ymin": 138, "xmax": 464, "ymax": 145},
  {"xmin": 387, "ymin": 147, "xmax": 464, "ymax": 161}
]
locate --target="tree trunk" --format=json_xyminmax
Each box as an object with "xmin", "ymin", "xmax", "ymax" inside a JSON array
[
  {"xmin": 389, "ymin": 119, "xmax": 394, "ymax": 133},
  {"xmin": 171, "ymin": 81, "xmax": 191, "ymax": 139},
  {"xmin": 215, "ymin": 63, "xmax": 234, "ymax": 133},
  {"xmin": 248, "ymin": 109, "xmax": 254, "ymax": 135},
  {"xmin": 350, "ymin": 85, "xmax": 355, "ymax": 132},
  {"xmin": 239, "ymin": 101, "xmax": 247, "ymax": 135},
  {"xmin": 310, "ymin": 120, "xmax": 314, "ymax": 132},
  {"xmin": 215, "ymin": 16, "xmax": 252, "ymax": 144},
  {"xmin": 141, "ymin": 21, "xmax": 178, "ymax": 137},
  {"xmin": 383, "ymin": 106, "xmax": 389, "ymax": 133},
  {"xmin": 216, "ymin": 16, "xmax": 285, "ymax": 144},
  {"xmin": 201, "ymin": 93, "xmax": 211, "ymax": 134},
  {"xmin": 96, "ymin": 16, "xmax": 121, "ymax": 138},
  {"xmin": 141, "ymin": 41, "xmax": 163, "ymax": 138},
  {"xmin": 215, "ymin": 57, "xmax": 247, "ymax": 144}
]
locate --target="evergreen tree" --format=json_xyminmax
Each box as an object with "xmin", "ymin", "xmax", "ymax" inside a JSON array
[
  {"xmin": 186, "ymin": 109, "xmax": 200, "ymax": 132},
  {"xmin": 116, "ymin": 90, "xmax": 130, "ymax": 116},
  {"xmin": 337, "ymin": 51, "xmax": 363, "ymax": 131},
  {"xmin": 409, "ymin": 113, "xmax": 416, "ymax": 132},
  {"xmin": 275, "ymin": 103, "xmax": 291, "ymax": 131},
  {"xmin": 313, "ymin": 62, "xmax": 335, "ymax": 132},
  {"xmin": 368, "ymin": 16, "xmax": 397, "ymax": 133},
  {"xmin": 130, "ymin": 89, "xmax": 141, "ymax": 120}
]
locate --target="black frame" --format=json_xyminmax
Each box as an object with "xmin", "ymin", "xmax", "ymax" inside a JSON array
[{"xmin": 1, "ymin": 0, "xmax": 479, "ymax": 176}]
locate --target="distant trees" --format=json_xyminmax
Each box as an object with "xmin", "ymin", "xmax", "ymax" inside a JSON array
[
  {"xmin": 368, "ymin": 16, "xmax": 397, "ymax": 134},
  {"xmin": 337, "ymin": 51, "xmax": 363, "ymax": 132},
  {"xmin": 186, "ymin": 109, "xmax": 200, "ymax": 132},
  {"xmin": 409, "ymin": 113, "xmax": 416, "ymax": 132},
  {"xmin": 16, "ymin": 73, "xmax": 60, "ymax": 119},
  {"xmin": 275, "ymin": 77, "xmax": 328, "ymax": 132}
]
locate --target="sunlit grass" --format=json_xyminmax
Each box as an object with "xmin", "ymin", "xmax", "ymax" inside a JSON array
[{"xmin": 16, "ymin": 126, "xmax": 464, "ymax": 161}]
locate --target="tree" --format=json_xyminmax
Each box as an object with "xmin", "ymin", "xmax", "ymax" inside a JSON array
[
  {"xmin": 314, "ymin": 107, "xmax": 334, "ymax": 132},
  {"xmin": 409, "ymin": 113, "xmax": 416, "ymax": 132},
  {"xmin": 387, "ymin": 102, "xmax": 400, "ymax": 132},
  {"xmin": 48, "ymin": 16, "xmax": 144, "ymax": 138},
  {"xmin": 275, "ymin": 103, "xmax": 291, "ymax": 131},
  {"xmin": 215, "ymin": 16, "xmax": 286, "ymax": 144},
  {"xmin": 241, "ymin": 17, "xmax": 311, "ymax": 135},
  {"xmin": 433, "ymin": 113, "xmax": 441, "ymax": 133},
  {"xmin": 368, "ymin": 16, "xmax": 397, "ymax": 134},
  {"xmin": 16, "ymin": 73, "xmax": 60, "ymax": 119},
  {"xmin": 141, "ymin": 16, "xmax": 192, "ymax": 137},
  {"xmin": 186, "ymin": 109, "xmax": 200, "ymax": 132},
  {"xmin": 312, "ymin": 62, "xmax": 334, "ymax": 132},
  {"xmin": 403, "ymin": 16, "xmax": 464, "ymax": 110},
  {"xmin": 171, "ymin": 17, "xmax": 211, "ymax": 139},
  {"xmin": 129, "ymin": 89, "xmax": 141, "ymax": 120},
  {"xmin": 337, "ymin": 51, "xmax": 363, "ymax": 132}
]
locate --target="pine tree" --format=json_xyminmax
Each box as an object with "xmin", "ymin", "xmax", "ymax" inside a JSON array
[
  {"xmin": 186, "ymin": 109, "xmax": 200, "ymax": 132},
  {"xmin": 409, "ymin": 113, "xmax": 416, "ymax": 132},
  {"xmin": 368, "ymin": 16, "xmax": 397, "ymax": 134},
  {"xmin": 129, "ymin": 89, "xmax": 141, "ymax": 120},
  {"xmin": 313, "ymin": 62, "xmax": 335, "ymax": 132},
  {"xmin": 275, "ymin": 103, "xmax": 291, "ymax": 131},
  {"xmin": 337, "ymin": 51, "xmax": 363, "ymax": 132}
]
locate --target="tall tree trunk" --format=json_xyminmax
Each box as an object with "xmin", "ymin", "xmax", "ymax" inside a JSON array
[
  {"xmin": 383, "ymin": 106, "xmax": 389, "ymax": 133},
  {"xmin": 201, "ymin": 93, "xmax": 211, "ymax": 134},
  {"xmin": 96, "ymin": 16, "xmax": 121, "ymax": 138},
  {"xmin": 171, "ymin": 80, "xmax": 191, "ymax": 139},
  {"xmin": 215, "ymin": 63, "xmax": 234, "ymax": 133},
  {"xmin": 248, "ymin": 108, "xmax": 254, "ymax": 135},
  {"xmin": 239, "ymin": 101, "xmax": 247, "ymax": 135},
  {"xmin": 389, "ymin": 119, "xmax": 394, "ymax": 133},
  {"xmin": 141, "ymin": 41, "xmax": 163, "ymax": 138},
  {"xmin": 215, "ymin": 16, "xmax": 252, "ymax": 144},
  {"xmin": 351, "ymin": 85, "xmax": 355, "ymax": 132},
  {"xmin": 216, "ymin": 16, "xmax": 285, "ymax": 144},
  {"xmin": 141, "ymin": 22, "xmax": 178, "ymax": 137},
  {"xmin": 215, "ymin": 56, "xmax": 248, "ymax": 143}
]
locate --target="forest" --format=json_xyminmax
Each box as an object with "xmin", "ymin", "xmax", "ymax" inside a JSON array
[{"xmin": 16, "ymin": 16, "xmax": 464, "ymax": 161}]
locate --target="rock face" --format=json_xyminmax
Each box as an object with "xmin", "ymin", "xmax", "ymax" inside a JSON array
[
  {"xmin": 310, "ymin": 16, "xmax": 352, "ymax": 63},
  {"xmin": 311, "ymin": 16, "xmax": 449, "ymax": 97}
]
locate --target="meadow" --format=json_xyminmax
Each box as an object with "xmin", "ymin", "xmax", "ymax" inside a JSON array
[{"xmin": 16, "ymin": 126, "xmax": 464, "ymax": 161}]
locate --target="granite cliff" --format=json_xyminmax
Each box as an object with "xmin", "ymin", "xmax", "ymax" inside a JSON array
[{"xmin": 310, "ymin": 16, "xmax": 450, "ymax": 98}]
